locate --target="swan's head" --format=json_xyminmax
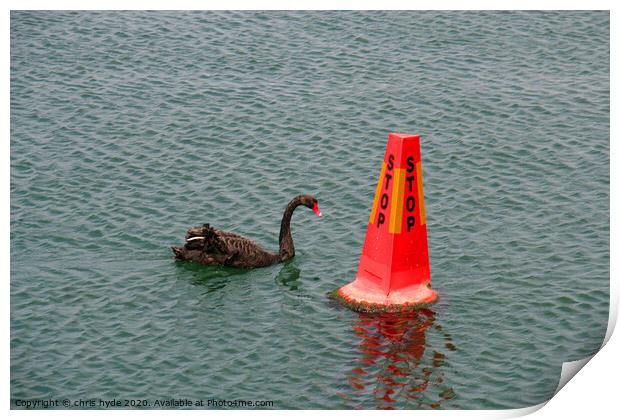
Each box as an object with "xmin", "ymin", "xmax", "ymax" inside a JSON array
[{"xmin": 300, "ymin": 194, "xmax": 322, "ymax": 217}]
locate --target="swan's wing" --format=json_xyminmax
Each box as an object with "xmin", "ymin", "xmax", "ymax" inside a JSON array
[
  {"xmin": 214, "ymin": 229, "xmax": 249, "ymax": 241},
  {"xmin": 200, "ymin": 226, "xmax": 230, "ymax": 255},
  {"xmin": 184, "ymin": 225, "xmax": 272, "ymax": 266},
  {"xmin": 214, "ymin": 229, "xmax": 268, "ymax": 257}
]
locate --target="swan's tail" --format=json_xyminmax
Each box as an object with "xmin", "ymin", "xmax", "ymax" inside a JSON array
[{"xmin": 171, "ymin": 246, "xmax": 185, "ymax": 259}]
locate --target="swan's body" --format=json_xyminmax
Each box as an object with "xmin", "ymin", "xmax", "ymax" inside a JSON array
[
  {"xmin": 171, "ymin": 195, "xmax": 321, "ymax": 268},
  {"xmin": 172, "ymin": 226, "xmax": 280, "ymax": 268}
]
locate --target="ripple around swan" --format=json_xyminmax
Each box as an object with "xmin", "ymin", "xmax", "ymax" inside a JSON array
[{"xmin": 11, "ymin": 11, "xmax": 608, "ymax": 409}]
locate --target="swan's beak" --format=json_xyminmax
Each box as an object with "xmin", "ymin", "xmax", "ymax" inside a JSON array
[{"xmin": 313, "ymin": 203, "xmax": 323, "ymax": 217}]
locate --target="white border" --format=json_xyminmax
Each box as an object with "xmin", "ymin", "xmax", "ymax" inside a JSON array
[{"xmin": 4, "ymin": 2, "xmax": 615, "ymax": 419}]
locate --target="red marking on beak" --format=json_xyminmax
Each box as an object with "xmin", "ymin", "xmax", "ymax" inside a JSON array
[{"xmin": 313, "ymin": 203, "xmax": 322, "ymax": 217}]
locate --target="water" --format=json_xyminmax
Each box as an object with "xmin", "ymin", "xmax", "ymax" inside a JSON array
[{"xmin": 10, "ymin": 11, "xmax": 609, "ymax": 409}]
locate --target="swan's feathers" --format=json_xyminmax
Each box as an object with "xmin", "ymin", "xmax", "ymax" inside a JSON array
[{"xmin": 184, "ymin": 223, "xmax": 273, "ymax": 264}]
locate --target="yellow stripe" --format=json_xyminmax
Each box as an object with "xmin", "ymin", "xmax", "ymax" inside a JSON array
[
  {"xmin": 368, "ymin": 163, "xmax": 387, "ymax": 224},
  {"xmin": 388, "ymin": 168, "xmax": 406, "ymax": 234},
  {"xmin": 416, "ymin": 162, "xmax": 426, "ymax": 225}
]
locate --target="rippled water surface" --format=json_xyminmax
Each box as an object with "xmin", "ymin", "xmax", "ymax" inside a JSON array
[{"xmin": 11, "ymin": 11, "xmax": 609, "ymax": 409}]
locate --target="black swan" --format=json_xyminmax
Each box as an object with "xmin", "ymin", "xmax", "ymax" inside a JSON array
[{"xmin": 171, "ymin": 194, "xmax": 322, "ymax": 268}]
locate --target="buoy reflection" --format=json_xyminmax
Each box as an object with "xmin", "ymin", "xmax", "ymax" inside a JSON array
[{"xmin": 341, "ymin": 308, "xmax": 456, "ymax": 409}]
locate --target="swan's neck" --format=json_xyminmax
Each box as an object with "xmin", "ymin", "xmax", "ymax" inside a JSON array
[{"xmin": 278, "ymin": 196, "xmax": 303, "ymax": 261}]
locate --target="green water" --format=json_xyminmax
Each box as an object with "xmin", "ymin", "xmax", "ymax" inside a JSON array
[{"xmin": 11, "ymin": 11, "xmax": 609, "ymax": 409}]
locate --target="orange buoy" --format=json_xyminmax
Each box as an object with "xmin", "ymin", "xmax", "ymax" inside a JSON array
[{"xmin": 332, "ymin": 133, "xmax": 438, "ymax": 312}]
